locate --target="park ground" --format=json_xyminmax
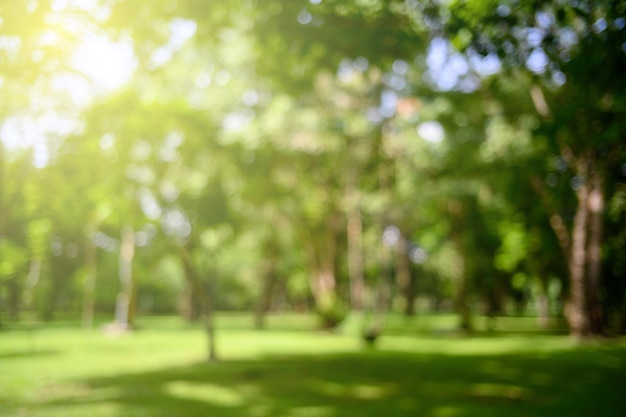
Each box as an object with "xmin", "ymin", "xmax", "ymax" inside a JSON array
[{"xmin": 1, "ymin": 313, "xmax": 625, "ymax": 417}]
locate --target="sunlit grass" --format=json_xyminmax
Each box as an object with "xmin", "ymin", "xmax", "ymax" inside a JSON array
[{"xmin": 1, "ymin": 313, "xmax": 625, "ymax": 417}]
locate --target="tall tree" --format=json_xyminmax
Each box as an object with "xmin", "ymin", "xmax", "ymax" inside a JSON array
[{"xmin": 431, "ymin": 0, "xmax": 626, "ymax": 336}]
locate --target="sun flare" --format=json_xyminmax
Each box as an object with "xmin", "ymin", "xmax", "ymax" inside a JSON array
[{"xmin": 71, "ymin": 34, "xmax": 137, "ymax": 93}]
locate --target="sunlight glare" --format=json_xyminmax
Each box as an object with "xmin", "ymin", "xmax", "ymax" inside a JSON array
[
  {"xmin": 418, "ymin": 121, "xmax": 444, "ymax": 144},
  {"xmin": 71, "ymin": 34, "xmax": 137, "ymax": 92}
]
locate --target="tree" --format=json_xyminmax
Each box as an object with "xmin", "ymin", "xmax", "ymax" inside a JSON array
[{"xmin": 430, "ymin": 0, "xmax": 626, "ymax": 336}]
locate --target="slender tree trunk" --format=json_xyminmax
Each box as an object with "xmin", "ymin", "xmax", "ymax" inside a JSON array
[
  {"xmin": 347, "ymin": 213, "xmax": 365, "ymax": 312},
  {"xmin": 344, "ymin": 163, "xmax": 366, "ymax": 313},
  {"xmin": 394, "ymin": 235, "xmax": 415, "ymax": 316},
  {"xmin": 254, "ymin": 272, "xmax": 276, "ymax": 329},
  {"xmin": 535, "ymin": 286, "xmax": 550, "ymax": 329},
  {"xmin": 43, "ymin": 267, "xmax": 63, "ymax": 321},
  {"xmin": 377, "ymin": 263, "xmax": 392, "ymax": 319},
  {"xmin": 454, "ymin": 254, "xmax": 472, "ymax": 331},
  {"xmin": 308, "ymin": 248, "xmax": 340, "ymax": 329},
  {"xmin": 24, "ymin": 258, "xmax": 42, "ymax": 314},
  {"xmin": 7, "ymin": 277, "xmax": 21, "ymax": 321},
  {"xmin": 82, "ymin": 225, "xmax": 97, "ymax": 329},
  {"xmin": 448, "ymin": 199, "xmax": 472, "ymax": 331},
  {"xmin": 310, "ymin": 261, "xmax": 337, "ymax": 305},
  {"xmin": 254, "ymin": 247, "xmax": 278, "ymax": 329},
  {"xmin": 115, "ymin": 225, "xmax": 135, "ymax": 330},
  {"xmin": 179, "ymin": 244, "xmax": 217, "ymax": 361},
  {"xmin": 308, "ymin": 213, "xmax": 339, "ymax": 308},
  {"xmin": 586, "ymin": 168, "xmax": 604, "ymax": 334},
  {"xmin": 369, "ymin": 240, "xmax": 392, "ymax": 332},
  {"xmin": 567, "ymin": 173, "xmax": 590, "ymax": 337},
  {"xmin": 178, "ymin": 281, "xmax": 196, "ymax": 321}
]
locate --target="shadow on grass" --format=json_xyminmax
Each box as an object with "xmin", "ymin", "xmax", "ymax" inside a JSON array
[
  {"xmin": 40, "ymin": 347, "xmax": 626, "ymax": 417},
  {"xmin": 0, "ymin": 349, "xmax": 60, "ymax": 359}
]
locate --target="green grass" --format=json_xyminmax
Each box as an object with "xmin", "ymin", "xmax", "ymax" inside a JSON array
[{"xmin": 1, "ymin": 313, "xmax": 625, "ymax": 417}]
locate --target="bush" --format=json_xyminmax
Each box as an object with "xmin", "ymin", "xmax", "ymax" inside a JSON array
[{"xmin": 315, "ymin": 294, "xmax": 348, "ymax": 330}]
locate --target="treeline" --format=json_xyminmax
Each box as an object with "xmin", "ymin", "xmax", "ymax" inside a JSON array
[{"xmin": 0, "ymin": 1, "xmax": 625, "ymax": 348}]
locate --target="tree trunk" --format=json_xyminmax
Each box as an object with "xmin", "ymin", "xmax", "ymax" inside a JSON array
[
  {"xmin": 310, "ymin": 261, "xmax": 337, "ymax": 305},
  {"xmin": 344, "ymin": 164, "xmax": 366, "ymax": 313},
  {"xmin": 179, "ymin": 244, "xmax": 217, "ymax": 361},
  {"xmin": 347, "ymin": 213, "xmax": 365, "ymax": 312},
  {"xmin": 536, "ymin": 152, "xmax": 607, "ymax": 338},
  {"xmin": 7, "ymin": 276, "xmax": 21, "ymax": 321},
  {"xmin": 254, "ymin": 248, "xmax": 278, "ymax": 329},
  {"xmin": 308, "ymin": 213, "xmax": 339, "ymax": 309},
  {"xmin": 24, "ymin": 258, "xmax": 42, "ymax": 313},
  {"xmin": 368, "ymin": 242, "xmax": 393, "ymax": 332},
  {"xmin": 178, "ymin": 281, "xmax": 197, "ymax": 321},
  {"xmin": 535, "ymin": 291, "xmax": 550, "ymax": 329},
  {"xmin": 82, "ymin": 225, "xmax": 98, "ymax": 329},
  {"xmin": 394, "ymin": 235, "xmax": 415, "ymax": 316},
  {"xmin": 115, "ymin": 225, "xmax": 135, "ymax": 330},
  {"xmin": 566, "ymin": 178, "xmax": 590, "ymax": 338},
  {"xmin": 448, "ymin": 199, "xmax": 472, "ymax": 331},
  {"xmin": 586, "ymin": 168, "xmax": 604, "ymax": 334},
  {"xmin": 308, "ymin": 248, "xmax": 341, "ymax": 329},
  {"xmin": 454, "ymin": 254, "xmax": 472, "ymax": 332}
]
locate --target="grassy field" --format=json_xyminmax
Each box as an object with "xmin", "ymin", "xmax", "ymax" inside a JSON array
[{"xmin": 1, "ymin": 313, "xmax": 625, "ymax": 417}]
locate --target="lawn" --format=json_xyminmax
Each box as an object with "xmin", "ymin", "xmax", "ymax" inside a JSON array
[{"xmin": 1, "ymin": 313, "xmax": 625, "ymax": 417}]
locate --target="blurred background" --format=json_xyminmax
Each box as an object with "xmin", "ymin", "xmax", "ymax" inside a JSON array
[
  {"xmin": 1, "ymin": 0, "xmax": 625, "ymax": 346},
  {"xmin": 2, "ymin": 2, "xmax": 626, "ymax": 416}
]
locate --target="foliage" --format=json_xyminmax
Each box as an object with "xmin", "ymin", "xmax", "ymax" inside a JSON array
[{"xmin": 1, "ymin": 0, "xmax": 625, "ymax": 343}]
